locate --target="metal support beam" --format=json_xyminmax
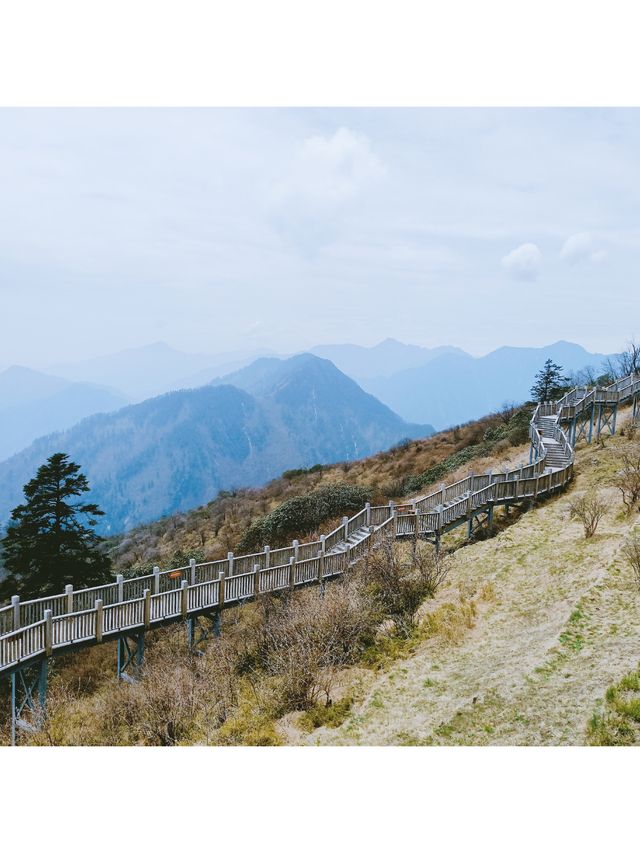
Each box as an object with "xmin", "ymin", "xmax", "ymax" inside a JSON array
[
  {"xmin": 186, "ymin": 611, "xmax": 221, "ymax": 655},
  {"xmin": 10, "ymin": 658, "xmax": 48, "ymax": 746},
  {"xmin": 598, "ymin": 403, "xmax": 617, "ymax": 437},
  {"xmin": 117, "ymin": 632, "xmax": 145, "ymax": 682}
]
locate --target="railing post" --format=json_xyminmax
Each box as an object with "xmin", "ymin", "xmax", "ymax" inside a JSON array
[
  {"xmin": 342, "ymin": 517, "xmax": 349, "ymax": 540},
  {"xmin": 320, "ymin": 534, "xmax": 326, "ymax": 555},
  {"xmin": 227, "ymin": 552, "xmax": 234, "ymax": 577},
  {"xmin": 318, "ymin": 549, "xmax": 324, "ymax": 584},
  {"xmin": 152, "ymin": 566, "xmax": 160, "ymax": 595},
  {"xmin": 289, "ymin": 556, "xmax": 296, "ymax": 590},
  {"xmin": 44, "ymin": 609, "xmax": 53, "ymax": 657},
  {"xmin": 65, "ymin": 584, "xmax": 74, "ymax": 613},
  {"xmin": 365, "ymin": 502, "xmax": 371, "ymax": 526},
  {"xmin": 253, "ymin": 564, "xmax": 260, "ymax": 598},
  {"xmin": 95, "ymin": 599, "xmax": 104, "ymax": 643},
  {"xmin": 116, "ymin": 574, "xmax": 124, "ymax": 603},
  {"xmin": 391, "ymin": 507, "xmax": 398, "ymax": 538},
  {"xmin": 292, "ymin": 539, "xmax": 299, "ymax": 561},
  {"xmin": 143, "ymin": 589, "xmax": 151, "ymax": 628},
  {"xmin": 11, "ymin": 595, "xmax": 20, "ymax": 632},
  {"xmin": 218, "ymin": 571, "xmax": 226, "ymax": 611},
  {"xmin": 264, "ymin": 545, "xmax": 270, "ymax": 569},
  {"xmin": 181, "ymin": 580, "xmax": 189, "ymax": 618},
  {"xmin": 189, "ymin": 558, "xmax": 196, "ymax": 586}
]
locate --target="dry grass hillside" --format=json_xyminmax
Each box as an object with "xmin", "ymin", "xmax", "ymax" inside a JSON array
[
  {"xmin": 3, "ymin": 403, "xmax": 638, "ymax": 747},
  {"xmin": 289, "ymin": 409, "xmax": 640, "ymax": 746},
  {"xmin": 108, "ymin": 405, "xmax": 532, "ymax": 574}
]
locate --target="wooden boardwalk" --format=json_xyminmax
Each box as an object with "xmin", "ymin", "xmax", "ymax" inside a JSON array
[{"xmin": 1, "ymin": 372, "xmax": 639, "ymax": 686}]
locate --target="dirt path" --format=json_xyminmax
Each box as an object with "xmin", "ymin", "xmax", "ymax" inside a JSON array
[{"xmin": 294, "ymin": 427, "xmax": 640, "ymax": 746}]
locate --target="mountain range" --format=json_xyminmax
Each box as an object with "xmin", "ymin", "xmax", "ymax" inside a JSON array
[
  {"xmin": 307, "ymin": 339, "xmax": 467, "ymax": 380},
  {"xmin": 49, "ymin": 342, "xmax": 278, "ymax": 401},
  {"xmin": 357, "ymin": 340, "xmax": 610, "ymax": 429},
  {"xmin": 0, "ymin": 355, "xmax": 432, "ymax": 534},
  {"xmin": 0, "ymin": 366, "xmax": 128, "ymax": 462}
]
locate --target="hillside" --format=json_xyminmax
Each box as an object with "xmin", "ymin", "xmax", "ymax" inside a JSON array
[
  {"xmin": 107, "ymin": 402, "xmax": 529, "ymax": 574},
  {"xmin": 10, "ymin": 399, "xmax": 639, "ymax": 748},
  {"xmin": 0, "ymin": 355, "xmax": 432, "ymax": 535},
  {"xmin": 289, "ymin": 409, "xmax": 640, "ymax": 746}
]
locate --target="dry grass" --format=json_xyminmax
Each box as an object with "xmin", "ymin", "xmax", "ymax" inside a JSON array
[
  {"xmin": 108, "ymin": 409, "xmax": 533, "ymax": 574},
  {"xmin": 296, "ymin": 407, "xmax": 640, "ymax": 746}
]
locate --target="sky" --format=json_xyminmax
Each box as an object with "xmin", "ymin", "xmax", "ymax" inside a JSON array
[{"xmin": 0, "ymin": 107, "xmax": 638, "ymax": 368}]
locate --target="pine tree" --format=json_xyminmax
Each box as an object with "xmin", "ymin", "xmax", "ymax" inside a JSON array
[
  {"xmin": 0, "ymin": 453, "xmax": 112, "ymax": 600},
  {"xmin": 530, "ymin": 359, "xmax": 569, "ymax": 402}
]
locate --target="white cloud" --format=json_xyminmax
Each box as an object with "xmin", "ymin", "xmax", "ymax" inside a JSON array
[
  {"xmin": 501, "ymin": 242, "xmax": 542, "ymax": 281},
  {"xmin": 560, "ymin": 232, "xmax": 606, "ymax": 264},
  {"xmin": 270, "ymin": 127, "xmax": 385, "ymax": 250}
]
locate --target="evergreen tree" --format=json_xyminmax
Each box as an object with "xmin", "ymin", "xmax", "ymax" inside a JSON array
[
  {"xmin": 0, "ymin": 453, "xmax": 112, "ymax": 600},
  {"xmin": 530, "ymin": 359, "xmax": 569, "ymax": 402}
]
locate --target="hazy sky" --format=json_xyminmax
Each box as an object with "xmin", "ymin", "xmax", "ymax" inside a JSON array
[{"xmin": 1, "ymin": 107, "xmax": 638, "ymax": 368}]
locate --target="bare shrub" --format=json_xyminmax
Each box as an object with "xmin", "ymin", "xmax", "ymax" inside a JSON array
[
  {"xmin": 613, "ymin": 449, "xmax": 640, "ymax": 511},
  {"xmin": 622, "ymin": 533, "xmax": 640, "ymax": 591},
  {"xmin": 569, "ymin": 490, "xmax": 608, "ymax": 538},
  {"xmin": 251, "ymin": 580, "xmax": 377, "ymax": 712},
  {"xmin": 362, "ymin": 535, "xmax": 450, "ymax": 635},
  {"xmin": 95, "ymin": 635, "xmax": 239, "ymax": 746}
]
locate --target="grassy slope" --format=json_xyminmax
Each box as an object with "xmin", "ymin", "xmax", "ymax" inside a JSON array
[
  {"xmin": 108, "ymin": 408, "xmax": 530, "ymax": 573},
  {"xmin": 291, "ymin": 410, "xmax": 640, "ymax": 746}
]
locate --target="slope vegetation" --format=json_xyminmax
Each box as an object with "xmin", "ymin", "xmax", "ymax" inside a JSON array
[{"xmin": 294, "ymin": 411, "xmax": 640, "ymax": 746}]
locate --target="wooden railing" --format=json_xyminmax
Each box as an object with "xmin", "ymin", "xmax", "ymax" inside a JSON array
[{"xmin": 1, "ymin": 372, "xmax": 638, "ymax": 675}]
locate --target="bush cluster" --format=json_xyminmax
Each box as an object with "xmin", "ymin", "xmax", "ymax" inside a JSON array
[
  {"xmin": 402, "ymin": 405, "xmax": 533, "ymax": 495},
  {"xmin": 282, "ymin": 463, "xmax": 325, "ymax": 480},
  {"xmin": 238, "ymin": 483, "xmax": 372, "ymax": 551}
]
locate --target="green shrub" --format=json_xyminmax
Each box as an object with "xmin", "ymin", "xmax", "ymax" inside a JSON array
[{"xmin": 238, "ymin": 483, "xmax": 372, "ymax": 551}]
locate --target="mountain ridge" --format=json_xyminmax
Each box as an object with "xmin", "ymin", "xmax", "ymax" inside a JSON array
[{"xmin": 0, "ymin": 355, "xmax": 432, "ymax": 534}]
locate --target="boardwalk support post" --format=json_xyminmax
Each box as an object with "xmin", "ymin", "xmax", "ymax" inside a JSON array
[
  {"xmin": 10, "ymin": 658, "xmax": 48, "ymax": 746},
  {"xmin": 181, "ymin": 580, "xmax": 189, "ymax": 618},
  {"xmin": 116, "ymin": 590, "xmax": 149, "ymax": 681},
  {"xmin": 95, "ymin": 599, "xmax": 104, "ymax": 643}
]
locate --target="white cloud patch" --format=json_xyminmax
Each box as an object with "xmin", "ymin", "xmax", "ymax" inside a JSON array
[
  {"xmin": 270, "ymin": 127, "xmax": 385, "ymax": 250},
  {"xmin": 560, "ymin": 232, "xmax": 607, "ymax": 264},
  {"xmin": 501, "ymin": 242, "xmax": 542, "ymax": 281}
]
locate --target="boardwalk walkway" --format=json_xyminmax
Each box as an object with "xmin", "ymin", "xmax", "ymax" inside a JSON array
[{"xmin": 1, "ymin": 372, "xmax": 639, "ymax": 740}]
